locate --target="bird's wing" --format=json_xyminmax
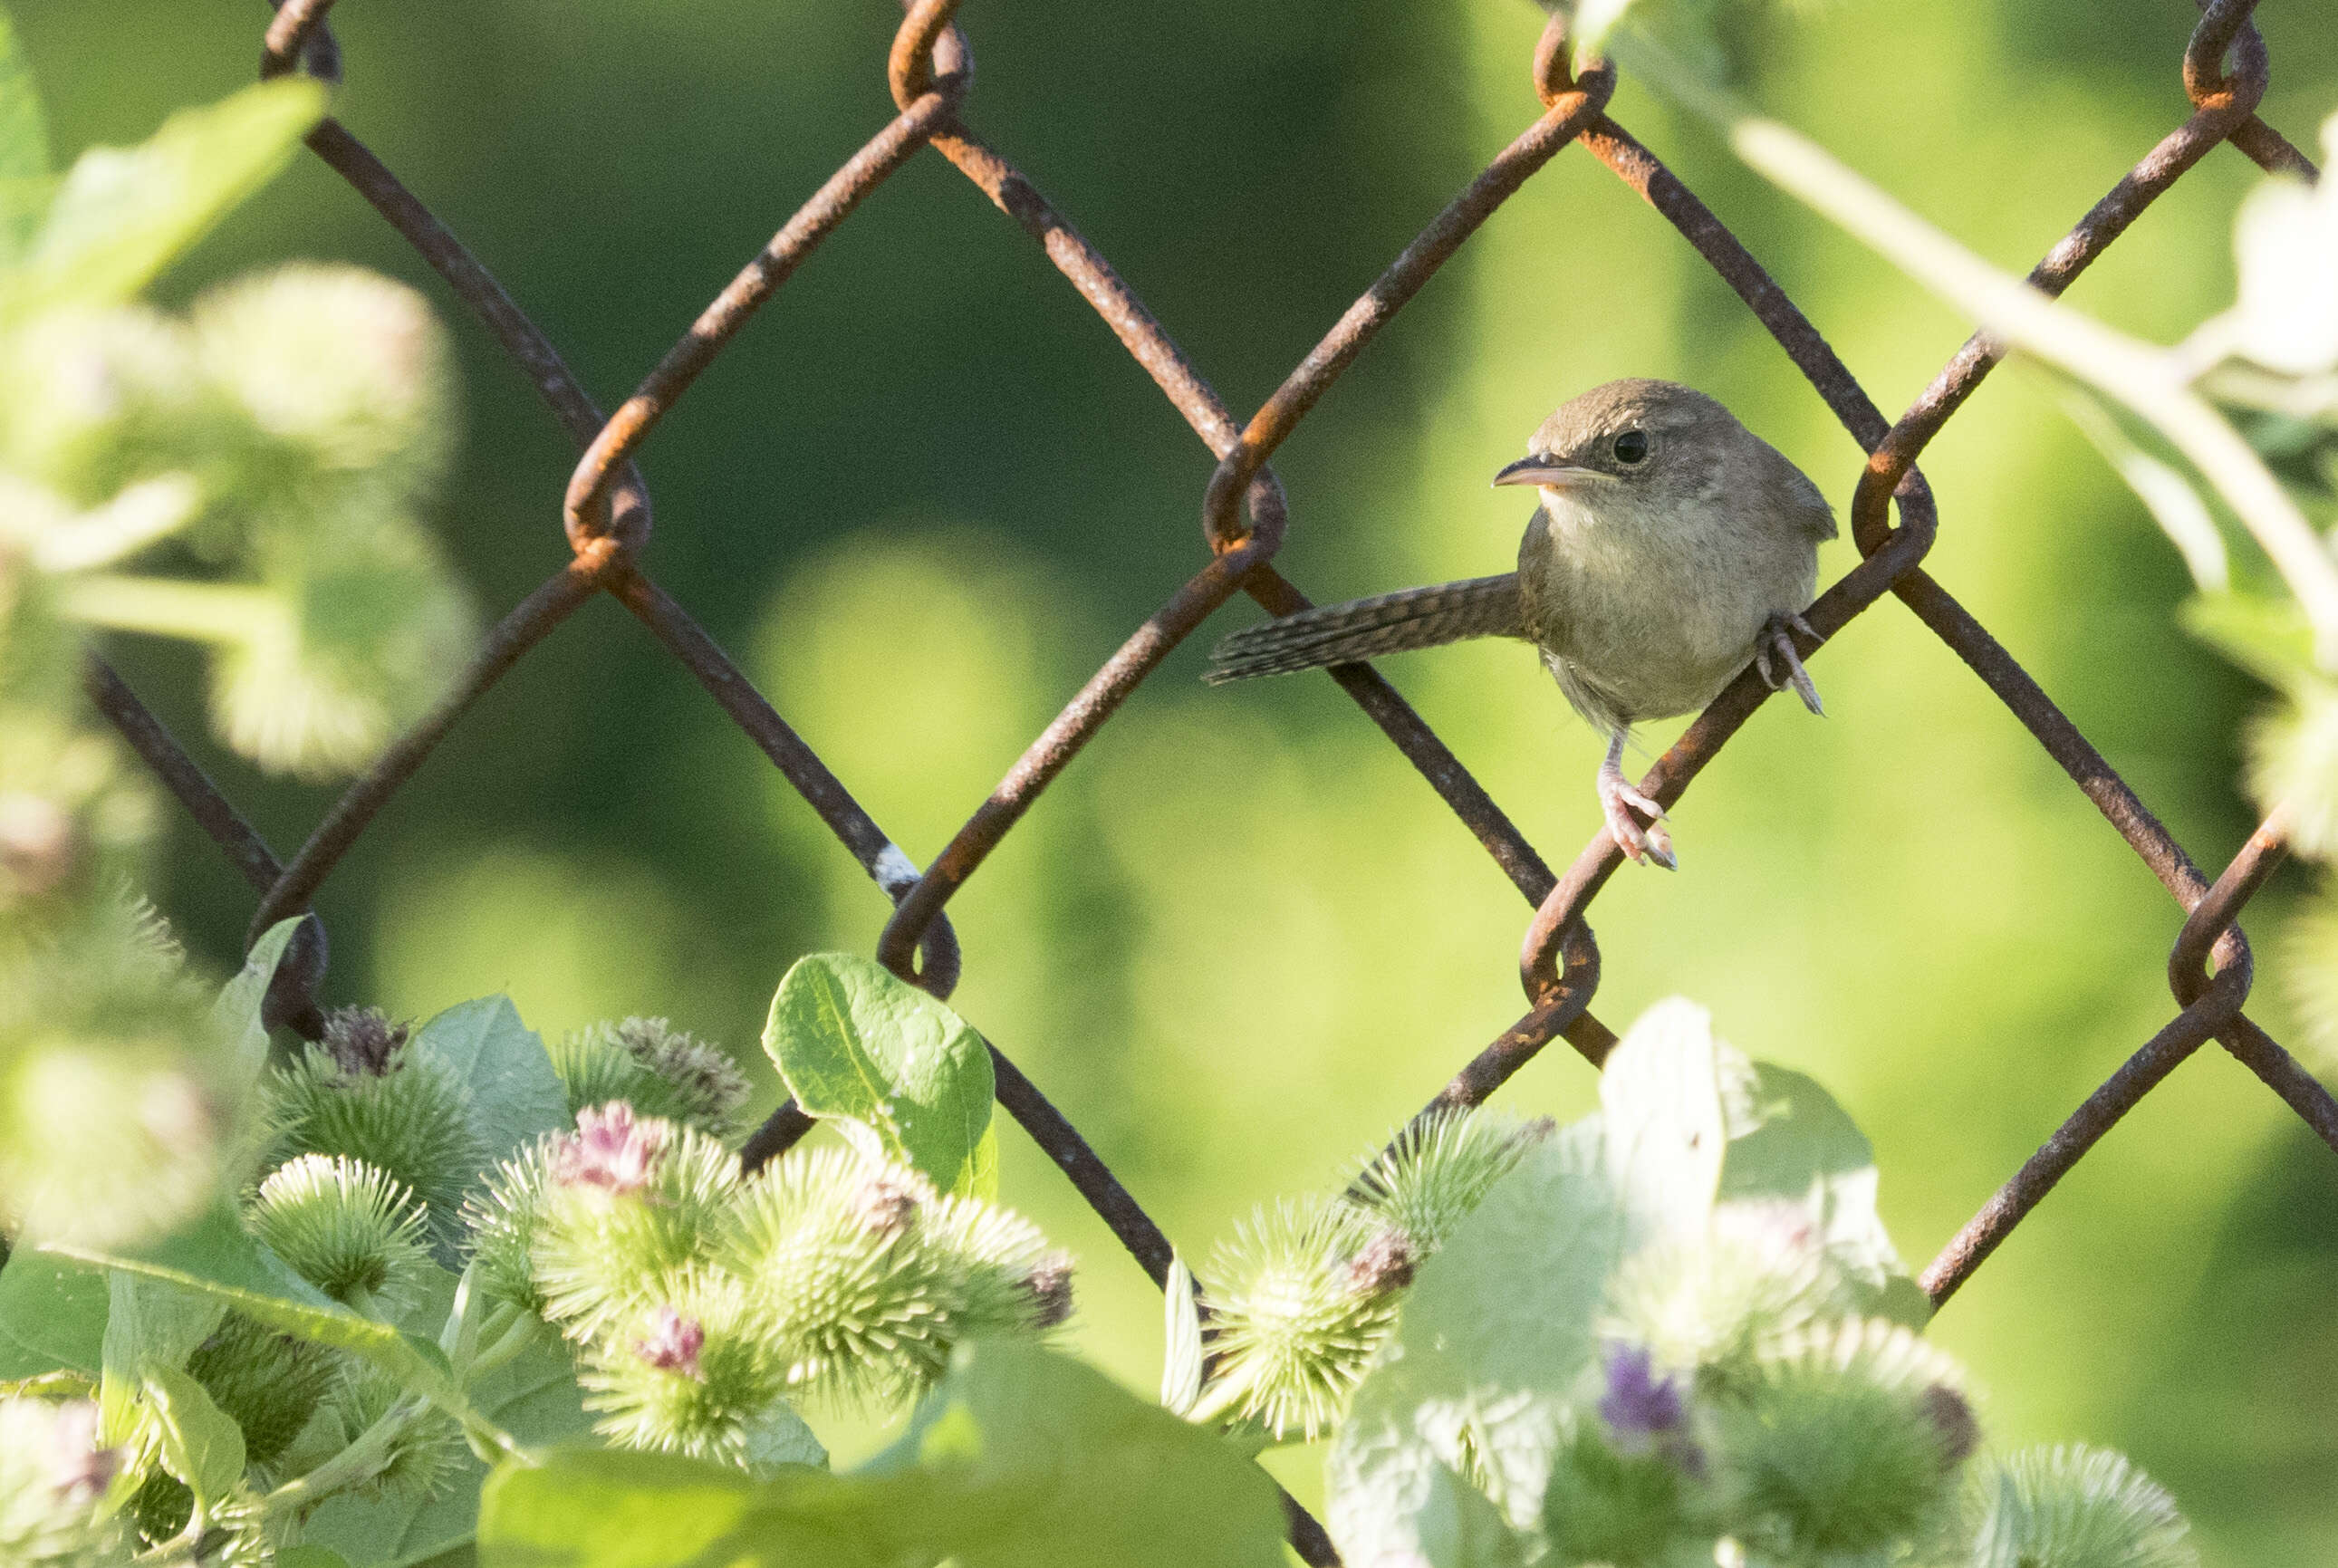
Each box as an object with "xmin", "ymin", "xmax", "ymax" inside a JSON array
[{"xmin": 1203, "ymin": 573, "xmax": 1526, "ymax": 683}]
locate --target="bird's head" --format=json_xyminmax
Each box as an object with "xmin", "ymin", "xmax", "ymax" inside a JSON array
[{"xmin": 1491, "ymin": 379, "xmax": 1745, "ymax": 515}]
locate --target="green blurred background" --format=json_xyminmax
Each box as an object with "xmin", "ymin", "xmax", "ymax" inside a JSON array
[{"xmin": 16, "ymin": 0, "xmax": 2338, "ymax": 1557}]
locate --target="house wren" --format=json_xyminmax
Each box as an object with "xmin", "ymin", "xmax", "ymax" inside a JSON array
[{"xmin": 1204, "ymin": 379, "xmax": 1833, "ymax": 870}]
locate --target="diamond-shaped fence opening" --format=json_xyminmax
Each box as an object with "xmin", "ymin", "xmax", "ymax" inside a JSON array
[{"xmin": 73, "ymin": 1, "xmax": 2334, "ymax": 1558}]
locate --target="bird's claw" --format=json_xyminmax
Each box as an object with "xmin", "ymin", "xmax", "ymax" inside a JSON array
[
  {"xmin": 1598, "ymin": 767, "xmax": 1676, "ymax": 871},
  {"xmin": 1756, "ymin": 611, "xmax": 1825, "ymax": 717}
]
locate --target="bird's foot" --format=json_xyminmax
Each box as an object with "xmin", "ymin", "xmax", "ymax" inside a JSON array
[
  {"xmin": 1598, "ymin": 759, "xmax": 1676, "ymax": 871},
  {"xmin": 1755, "ymin": 611, "xmax": 1825, "ymax": 717}
]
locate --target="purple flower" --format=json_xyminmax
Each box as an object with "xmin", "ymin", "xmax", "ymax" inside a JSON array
[
  {"xmin": 1599, "ymin": 1344, "xmax": 1686, "ymax": 1441},
  {"xmin": 634, "ymin": 1307, "xmax": 707, "ymax": 1380},
  {"xmin": 554, "ymin": 1102, "xmax": 668, "ymax": 1193}
]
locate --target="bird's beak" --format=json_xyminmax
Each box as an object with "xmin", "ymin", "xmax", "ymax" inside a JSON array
[{"xmin": 1491, "ymin": 454, "xmax": 1603, "ymax": 489}]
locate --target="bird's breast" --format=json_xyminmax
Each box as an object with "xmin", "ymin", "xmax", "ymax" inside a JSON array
[{"xmin": 1519, "ymin": 494, "xmax": 1816, "ymax": 724}]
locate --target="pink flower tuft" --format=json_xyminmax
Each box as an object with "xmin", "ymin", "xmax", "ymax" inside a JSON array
[
  {"xmin": 633, "ymin": 1306, "xmax": 707, "ymax": 1380},
  {"xmin": 554, "ymin": 1101, "xmax": 668, "ymax": 1193}
]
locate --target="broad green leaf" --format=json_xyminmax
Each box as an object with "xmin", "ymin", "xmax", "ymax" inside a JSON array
[
  {"xmin": 102, "ymin": 1268, "xmax": 224, "ymax": 1380},
  {"xmin": 1160, "ymin": 1253, "xmax": 1203, "ymax": 1416},
  {"xmin": 280, "ymin": 1551, "xmax": 354, "ymax": 1568},
  {"xmin": 409, "ymin": 995, "xmax": 569, "ymax": 1182},
  {"xmin": 144, "ymin": 1361, "xmax": 246, "ymax": 1505},
  {"xmin": 1717, "ymin": 1058, "xmax": 1911, "ymax": 1308},
  {"xmin": 96, "ymin": 1243, "xmax": 226, "ymax": 1457},
  {"xmin": 217, "ymin": 917, "xmax": 304, "ymax": 1089},
  {"xmin": 0, "ymin": 1250, "xmax": 106, "ymax": 1377},
  {"xmin": 763, "ymin": 953, "xmax": 996, "ymax": 1195},
  {"xmin": 961, "ymin": 1121, "xmax": 999, "ymax": 1203},
  {"xmin": 39, "ymin": 1205, "xmax": 510, "ymax": 1457},
  {"xmin": 2181, "ymin": 590, "xmax": 2316, "ymax": 692},
  {"xmin": 306, "ymin": 1266, "xmax": 593, "ymax": 1568},
  {"xmin": 1600, "ymin": 996, "xmax": 1731, "ymax": 1246},
  {"xmin": 0, "ymin": 4, "xmax": 52, "ymax": 262},
  {"xmin": 3, "ymin": 77, "xmax": 324, "ymax": 321},
  {"xmin": 1328, "ymin": 1126, "xmax": 1625, "ymax": 1558},
  {"xmin": 480, "ymin": 1339, "xmax": 1287, "ymax": 1568}
]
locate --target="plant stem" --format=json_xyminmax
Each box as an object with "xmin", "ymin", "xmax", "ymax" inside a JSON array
[
  {"xmin": 465, "ymin": 1312, "xmax": 542, "ymax": 1381},
  {"xmin": 56, "ymin": 573, "xmax": 282, "ymax": 646},
  {"xmin": 259, "ymin": 1399, "xmax": 413, "ymax": 1519}
]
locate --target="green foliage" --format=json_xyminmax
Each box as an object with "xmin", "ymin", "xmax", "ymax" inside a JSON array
[
  {"xmin": 0, "ymin": 79, "xmax": 321, "ymax": 322},
  {"xmin": 476, "ymin": 1338, "xmax": 1290, "ymax": 1568},
  {"xmin": 763, "ymin": 952, "xmax": 998, "ymax": 1198},
  {"xmin": 1199, "ymin": 996, "xmax": 2179, "ymax": 1568}
]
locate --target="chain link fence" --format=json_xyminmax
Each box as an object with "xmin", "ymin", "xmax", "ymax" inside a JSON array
[{"xmin": 81, "ymin": 0, "xmax": 2335, "ymax": 1557}]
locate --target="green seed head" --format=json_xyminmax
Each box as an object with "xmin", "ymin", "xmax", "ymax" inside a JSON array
[
  {"xmin": 550, "ymin": 1017, "xmax": 751, "ymax": 1140},
  {"xmin": 322, "ymin": 1361, "xmax": 465, "ymax": 1505},
  {"xmin": 1345, "ymin": 1108, "xmax": 1552, "ymax": 1255},
  {"xmin": 462, "ymin": 1140, "xmax": 558, "ymax": 1317},
  {"xmin": 531, "ymin": 1104, "xmax": 739, "ymax": 1340},
  {"xmin": 185, "ymin": 1313, "xmax": 339, "ymax": 1468},
  {"xmin": 721, "ymin": 1148, "xmax": 1067, "ymax": 1407},
  {"xmin": 1713, "ymin": 1317, "xmax": 1971, "ymax": 1559},
  {"xmin": 263, "ymin": 1024, "xmax": 482, "ymax": 1254},
  {"xmin": 1603, "ymin": 1200, "xmax": 1849, "ymax": 1387},
  {"xmin": 1965, "ymin": 1446, "xmax": 2195, "ymax": 1568},
  {"xmin": 250, "ymin": 1153, "xmax": 432, "ymax": 1314},
  {"xmin": 1198, "ymin": 1198, "xmax": 1399, "ymax": 1440},
  {"xmin": 722, "ymin": 1149, "xmax": 957, "ymax": 1407},
  {"xmin": 579, "ymin": 1271, "xmax": 796, "ymax": 1468}
]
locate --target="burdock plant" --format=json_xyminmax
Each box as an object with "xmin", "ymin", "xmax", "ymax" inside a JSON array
[
  {"xmin": 547, "ymin": 1016, "xmax": 751, "ymax": 1140},
  {"xmin": 262, "ymin": 1006, "xmax": 482, "ymax": 1250},
  {"xmin": 247, "ymin": 1152, "xmax": 433, "ymax": 1317}
]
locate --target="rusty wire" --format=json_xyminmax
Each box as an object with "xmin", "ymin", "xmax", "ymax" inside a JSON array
[{"xmin": 76, "ymin": 1, "xmax": 2337, "ymax": 1557}]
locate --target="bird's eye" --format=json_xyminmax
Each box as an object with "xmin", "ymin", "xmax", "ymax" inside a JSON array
[{"xmin": 1612, "ymin": 429, "xmax": 1650, "ymax": 465}]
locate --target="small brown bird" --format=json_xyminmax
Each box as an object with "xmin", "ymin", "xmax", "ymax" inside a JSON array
[{"xmin": 1205, "ymin": 380, "xmax": 1833, "ymax": 869}]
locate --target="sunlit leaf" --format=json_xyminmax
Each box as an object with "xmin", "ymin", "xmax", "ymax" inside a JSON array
[
  {"xmin": 1160, "ymin": 1253, "xmax": 1204, "ymax": 1416},
  {"xmin": 1601, "ymin": 996, "xmax": 1731, "ymax": 1246},
  {"xmin": 2, "ymin": 77, "xmax": 323, "ymax": 321},
  {"xmin": 2212, "ymin": 111, "xmax": 2338, "ymax": 380},
  {"xmin": 144, "ymin": 1361, "xmax": 246, "ymax": 1505},
  {"xmin": 479, "ymin": 1339, "xmax": 1287, "ymax": 1568},
  {"xmin": 763, "ymin": 952, "xmax": 996, "ymax": 1196},
  {"xmin": 1328, "ymin": 1126, "xmax": 1624, "ymax": 1559}
]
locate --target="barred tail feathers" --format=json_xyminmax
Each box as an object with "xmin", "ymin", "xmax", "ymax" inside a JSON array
[{"xmin": 1202, "ymin": 573, "xmax": 1525, "ymax": 683}]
